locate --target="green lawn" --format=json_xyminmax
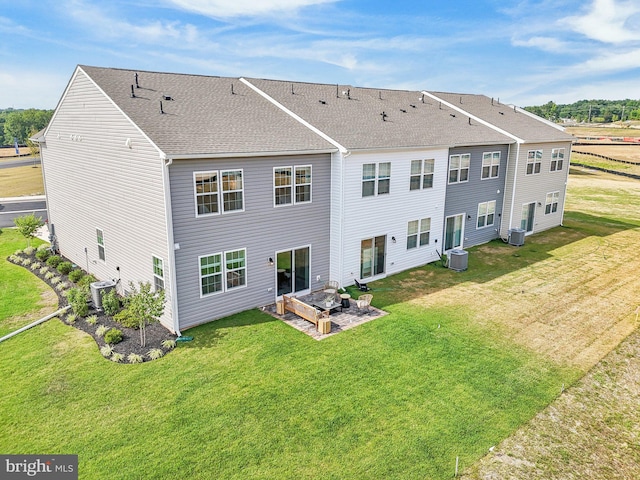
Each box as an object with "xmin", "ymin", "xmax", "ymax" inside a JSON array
[{"xmin": 1, "ymin": 171, "xmax": 637, "ymax": 479}]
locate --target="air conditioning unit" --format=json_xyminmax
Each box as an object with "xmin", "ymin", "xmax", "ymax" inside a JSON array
[
  {"xmin": 90, "ymin": 280, "xmax": 117, "ymax": 310},
  {"xmin": 508, "ymin": 228, "xmax": 526, "ymax": 246},
  {"xmin": 448, "ymin": 249, "xmax": 468, "ymax": 272}
]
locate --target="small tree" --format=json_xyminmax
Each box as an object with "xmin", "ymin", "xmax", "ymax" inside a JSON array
[
  {"xmin": 13, "ymin": 213, "xmax": 43, "ymax": 247},
  {"xmin": 126, "ymin": 281, "xmax": 165, "ymax": 347}
]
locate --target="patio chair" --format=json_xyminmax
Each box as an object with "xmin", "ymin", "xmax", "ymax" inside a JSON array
[
  {"xmin": 354, "ymin": 279, "xmax": 371, "ymax": 292},
  {"xmin": 323, "ymin": 280, "xmax": 339, "ymax": 303},
  {"xmin": 356, "ymin": 294, "xmax": 373, "ymax": 311}
]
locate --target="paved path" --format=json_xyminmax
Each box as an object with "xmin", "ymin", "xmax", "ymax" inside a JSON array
[
  {"xmin": 0, "ymin": 196, "xmax": 47, "ymax": 228},
  {"xmin": 0, "ymin": 157, "xmax": 41, "ymax": 169}
]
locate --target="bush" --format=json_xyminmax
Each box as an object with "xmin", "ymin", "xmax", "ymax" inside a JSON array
[
  {"xmin": 100, "ymin": 345, "xmax": 114, "ymax": 357},
  {"xmin": 111, "ymin": 353, "xmax": 124, "ymax": 363},
  {"xmin": 127, "ymin": 353, "xmax": 144, "ymax": 364},
  {"xmin": 95, "ymin": 325, "xmax": 108, "ymax": 338},
  {"xmin": 68, "ymin": 269, "xmax": 85, "ymax": 283},
  {"xmin": 147, "ymin": 348, "xmax": 164, "ymax": 360},
  {"xmin": 23, "ymin": 246, "xmax": 35, "ymax": 255},
  {"xmin": 161, "ymin": 339, "xmax": 176, "ymax": 350},
  {"xmin": 46, "ymin": 255, "xmax": 62, "ymax": 267},
  {"xmin": 66, "ymin": 287, "xmax": 89, "ymax": 317},
  {"xmin": 104, "ymin": 328, "xmax": 123, "ymax": 345},
  {"xmin": 57, "ymin": 261, "xmax": 73, "ymax": 275},
  {"xmin": 114, "ymin": 308, "xmax": 139, "ymax": 329},
  {"xmin": 35, "ymin": 249, "xmax": 50, "ymax": 262},
  {"xmin": 66, "ymin": 313, "xmax": 77, "ymax": 324},
  {"xmin": 101, "ymin": 289, "xmax": 121, "ymax": 316},
  {"xmin": 85, "ymin": 314, "xmax": 98, "ymax": 325}
]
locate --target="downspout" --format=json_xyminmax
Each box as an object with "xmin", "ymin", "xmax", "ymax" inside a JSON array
[
  {"xmin": 508, "ymin": 142, "xmax": 522, "ymax": 233},
  {"xmin": 161, "ymin": 154, "xmax": 181, "ymax": 337},
  {"xmin": 559, "ymin": 143, "xmax": 572, "ymax": 226},
  {"xmin": 0, "ymin": 306, "xmax": 71, "ymax": 343}
]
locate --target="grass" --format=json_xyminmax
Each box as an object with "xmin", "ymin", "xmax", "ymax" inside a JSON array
[
  {"xmin": 0, "ymin": 229, "xmax": 56, "ymax": 337},
  {"xmin": 0, "ymin": 170, "xmax": 638, "ymax": 479},
  {"xmin": 571, "ymin": 153, "xmax": 640, "ymax": 176},
  {"xmin": 566, "ymin": 125, "xmax": 640, "ymax": 138},
  {"xmin": 0, "ymin": 164, "xmax": 44, "ymax": 196}
]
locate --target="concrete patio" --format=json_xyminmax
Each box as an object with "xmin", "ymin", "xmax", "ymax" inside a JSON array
[{"xmin": 265, "ymin": 291, "xmax": 387, "ymax": 340}]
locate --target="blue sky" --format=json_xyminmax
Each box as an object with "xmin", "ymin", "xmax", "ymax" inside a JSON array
[{"xmin": 2, "ymin": 0, "xmax": 640, "ymax": 109}]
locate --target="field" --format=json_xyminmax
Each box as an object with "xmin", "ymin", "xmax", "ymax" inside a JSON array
[
  {"xmin": 0, "ymin": 168, "xmax": 639, "ymax": 479},
  {"xmin": 0, "ymin": 164, "xmax": 45, "ymax": 196},
  {"xmin": 566, "ymin": 125, "xmax": 640, "ymax": 138}
]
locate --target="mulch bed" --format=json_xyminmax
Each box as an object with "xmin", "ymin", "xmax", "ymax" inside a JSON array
[{"xmin": 8, "ymin": 248, "xmax": 177, "ymax": 362}]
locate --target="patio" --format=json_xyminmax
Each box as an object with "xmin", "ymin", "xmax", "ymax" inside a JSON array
[{"xmin": 265, "ymin": 291, "xmax": 387, "ymax": 340}]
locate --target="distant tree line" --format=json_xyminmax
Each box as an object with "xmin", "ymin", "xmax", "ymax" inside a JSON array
[
  {"xmin": 0, "ymin": 108, "xmax": 53, "ymax": 146},
  {"xmin": 525, "ymin": 100, "xmax": 640, "ymax": 123}
]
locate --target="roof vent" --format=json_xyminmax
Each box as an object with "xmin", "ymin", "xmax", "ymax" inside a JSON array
[
  {"xmin": 163, "ymin": 95, "xmax": 173, "ymax": 101},
  {"xmin": 342, "ymin": 89, "xmax": 351, "ymax": 99},
  {"xmin": 319, "ymin": 100, "xmax": 327, "ymax": 105},
  {"xmin": 410, "ymin": 104, "xmax": 416, "ymax": 108},
  {"xmin": 130, "ymin": 85, "xmax": 135, "ymax": 98},
  {"xmin": 231, "ymin": 83, "xmax": 235, "ymax": 95},
  {"xmin": 450, "ymin": 113, "xmax": 456, "ymax": 118},
  {"xmin": 291, "ymin": 84, "xmax": 295, "ymax": 95},
  {"xmin": 135, "ymin": 73, "xmax": 139, "ymax": 88},
  {"xmin": 499, "ymin": 111, "xmax": 504, "ymax": 115},
  {"xmin": 380, "ymin": 111, "xmax": 387, "ymax": 121},
  {"xmin": 160, "ymin": 101, "xmax": 164, "ymax": 114},
  {"xmin": 400, "ymin": 109, "xmax": 407, "ymax": 113}
]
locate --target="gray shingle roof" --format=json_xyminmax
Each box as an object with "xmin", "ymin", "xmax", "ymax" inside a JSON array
[
  {"xmin": 427, "ymin": 91, "xmax": 575, "ymax": 144},
  {"xmin": 79, "ymin": 66, "xmax": 336, "ymax": 156},
  {"xmin": 245, "ymin": 78, "xmax": 514, "ymax": 150}
]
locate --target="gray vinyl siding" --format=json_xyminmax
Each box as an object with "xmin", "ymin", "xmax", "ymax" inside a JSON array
[
  {"xmin": 169, "ymin": 153, "xmax": 331, "ymax": 329},
  {"xmin": 500, "ymin": 141, "xmax": 572, "ymax": 237},
  {"xmin": 444, "ymin": 144, "xmax": 510, "ymax": 248},
  {"xmin": 41, "ymin": 69, "xmax": 173, "ymax": 328}
]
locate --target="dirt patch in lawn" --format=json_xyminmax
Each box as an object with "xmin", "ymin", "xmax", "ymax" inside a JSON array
[{"xmin": 461, "ymin": 325, "xmax": 640, "ymax": 480}]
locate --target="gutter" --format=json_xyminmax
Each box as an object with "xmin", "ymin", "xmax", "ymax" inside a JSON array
[{"xmin": 161, "ymin": 153, "xmax": 181, "ymax": 337}]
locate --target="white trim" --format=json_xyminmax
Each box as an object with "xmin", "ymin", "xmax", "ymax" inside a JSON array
[
  {"xmin": 198, "ymin": 252, "xmax": 224, "ymax": 298},
  {"xmin": 220, "ymin": 169, "xmax": 245, "ymax": 214},
  {"xmin": 152, "ymin": 255, "xmax": 165, "ymax": 291},
  {"xmin": 481, "ymin": 151, "xmax": 501, "ymax": 180},
  {"xmin": 166, "ymin": 149, "xmax": 336, "ymax": 160},
  {"xmin": 161, "ymin": 158, "xmax": 181, "ymax": 335},
  {"xmin": 476, "ymin": 200, "xmax": 496, "ymax": 229},
  {"xmin": 96, "ymin": 227, "xmax": 106, "ymax": 263},
  {"xmin": 448, "ymin": 153, "xmax": 470, "ymax": 184},
  {"xmin": 274, "ymin": 244, "xmax": 312, "ymax": 300},
  {"xmin": 240, "ymin": 78, "xmax": 350, "ymax": 155},
  {"xmin": 193, "ymin": 170, "xmax": 221, "ymax": 218},
  {"xmin": 444, "ymin": 214, "xmax": 465, "ymax": 251}
]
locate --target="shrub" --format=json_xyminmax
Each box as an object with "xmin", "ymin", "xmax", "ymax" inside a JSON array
[
  {"xmin": 85, "ymin": 314, "xmax": 98, "ymax": 325},
  {"xmin": 8, "ymin": 255, "xmax": 20, "ymax": 263},
  {"xmin": 95, "ymin": 325, "xmax": 108, "ymax": 337},
  {"xmin": 30, "ymin": 262, "xmax": 41, "ymax": 271},
  {"xmin": 46, "ymin": 255, "xmax": 62, "ymax": 267},
  {"xmin": 57, "ymin": 261, "xmax": 73, "ymax": 275},
  {"xmin": 13, "ymin": 249, "xmax": 23, "ymax": 256},
  {"xmin": 50, "ymin": 276, "xmax": 61, "ymax": 285},
  {"xmin": 100, "ymin": 345, "xmax": 114, "ymax": 357},
  {"xmin": 127, "ymin": 353, "xmax": 144, "ymax": 364},
  {"xmin": 78, "ymin": 274, "xmax": 97, "ymax": 289},
  {"xmin": 39, "ymin": 266, "xmax": 48, "ymax": 275},
  {"xmin": 23, "ymin": 246, "xmax": 35, "ymax": 255},
  {"xmin": 21, "ymin": 258, "xmax": 32, "ymax": 266},
  {"xmin": 55, "ymin": 282, "xmax": 68, "ymax": 291},
  {"xmin": 111, "ymin": 353, "xmax": 124, "ymax": 363},
  {"xmin": 68, "ymin": 269, "xmax": 84, "ymax": 283},
  {"xmin": 66, "ymin": 313, "xmax": 77, "ymax": 324},
  {"xmin": 44, "ymin": 271, "xmax": 55, "ymax": 280},
  {"xmin": 35, "ymin": 249, "xmax": 50, "ymax": 262},
  {"xmin": 161, "ymin": 339, "xmax": 176, "ymax": 350},
  {"xmin": 114, "ymin": 308, "xmax": 139, "ymax": 329},
  {"xmin": 37, "ymin": 244, "xmax": 48, "ymax": 251},
  {"xmin": 104, "ymin": 328, "xmax": 123, "ymax": 345},
  {"xmin": 147, "ymin": 348, "xmax": 164, "ymax": 360},
  {"xmin": 101, "ymin": 289, "xmax": 121, "ymax": 316}
]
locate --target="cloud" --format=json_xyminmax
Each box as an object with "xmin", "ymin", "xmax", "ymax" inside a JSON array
[
  {"xmin": 166, "ymin": 0, "xmax": 337, "ymax": 18},
  {"xmin": 561, "ymin": 0, "xmax": 640, "ymax": 44},
  {"xmin": 511, "ymin": 36, "xmax": 571, "ymax": 53}
]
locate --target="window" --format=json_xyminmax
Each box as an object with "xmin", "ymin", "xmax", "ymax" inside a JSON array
[
  {"xmin": 410, "ymin": 159, "xmax": 434, "ymax": 190},
  {"xmin": 153, "ymin": 256, "xmax": 164, "ymax": 291},
  {"xmin": 200, "ymin": 254, "xmax": 223, "ymax": 296},
  {"xmin": 275, "ymin": 166, "xmax": 311, "ymax": 205},
  {"xmin": 199, "ymin": 249, "xmax": 246, "ymax": 297},
  {"xmin": 545, "ymin": 191, "xmax": 560, "ymax": 214},
  {"xmin": 551, "ymin": 148, "xmax": 565, "ymax": 172},
  {"xmin": 225, "ymin": 249, "xmax": 246, "ymax": 290},
  {"xmin": 222, "ymin": 170, "xmax": 243, "ymax": 212},
  {"xmin": 449, "ymin": 154, "xmax": 470, "ymax": 184},
  {"xmin": 407, "ymin": 218, "xmax": 431, "ymax": 249},
  {"xmin": 482, "ymin": 152, "xmax": 500, "ymax": 179},
  {"xmin": 195, "ymin": 171, "xmax": 219, "ymax": 216},
  {"xmin": 295, "ymin": 166, "xmax": 312, "ymax": 203},
  {"xmin": 526, "ymin": 150, "xmax": 542, "ymax": 175},
  {"xmin": 274, "ymin": 167, "xmax": 292, "ymax": 205},
  {"xmin": 477, "ymin": 200, "xmax": 496, "ymax": 228},
  {"xmin": 362, "ymin": 162, "xmax": 391, "ymax": 197},
  {"xmin": 96, "ymin": 228, "xmax": 105, "ymax": 262}
]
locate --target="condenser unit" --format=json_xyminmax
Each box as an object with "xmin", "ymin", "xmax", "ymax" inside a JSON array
[
  {"xmin": 90, "ymin": 280, "xmax": 117, "ymax": 310},
  {"xmin": 508, "ymin": 228, "xmax": 526, "ymax": 246},
  {"xmin": 448, "ymin": 249, "xmax": 468, "ymax": 272}
]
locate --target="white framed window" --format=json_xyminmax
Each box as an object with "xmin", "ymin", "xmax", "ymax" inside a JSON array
[
  {"xmin": 362, "ymin": 162, "xmax": 391, "ymax": 197},
  {"xmin": 96, "ymin": 228, "xmax": 105, "ymax": 262},
  {"xmin": 222, "ymin": 170, "xmax": 244, "ymax": 212},
  {"xmin": 545, "ymin": 191, "xmax": 559, "ymax": 214},
  {"xmin": 481, "ymin": 152, "xmax": 500, "ymax": 179},
  {"xmin": 410, "ymin": 159, "xmax": 434, "ymax": 190},
  {"xmin": 526, "ymin": 150, "xmax": 542, "ymax": 175},
  {"xmin": 407, "ymin": 218, "xmax": 431, "ymax": 249},
  {"xmin": 551, "ymin": 148, "xmax": 565, "ymax": 172},
  {"xmin": 449, "ymin": 154, "xmax": 470, "ymax": 184},
  {"xmin": 225, "ymin": 249, "xmax": 246, "ymax": 290},
  {"xmin": 199, "ymin": 253, "xmax": 223, "ymax": 296},
  {"xmin": 295, "ymin": 165, "xmax": 312, "ymax": 203},
  {"xmin": 275, "ymin": 166, "xmax": 311, "ymax": 206},
  {"xmin": 477, "ymin": 200, "xmax": 496, "ymax": 228},
  {"xmin": 194, "ymin": 171, "xmax": 219, "ymax": 216},
  {"xmin": 152, "ymin": 256, "xmax": 164, "ymax": 291}
]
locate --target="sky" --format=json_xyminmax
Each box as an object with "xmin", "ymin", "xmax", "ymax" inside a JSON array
[{"xmin": 2, "ymin": 0, "xmax": 640, "ymax": 109}]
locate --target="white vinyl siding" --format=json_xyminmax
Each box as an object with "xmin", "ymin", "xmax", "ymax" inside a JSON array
[
  {"xmin": 449, "ymin": 153, "xmax": 470, "ymax": 184},
  {"xmin": 481, "ymin": 152, "xmax": 500, "ymax": 179}
]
